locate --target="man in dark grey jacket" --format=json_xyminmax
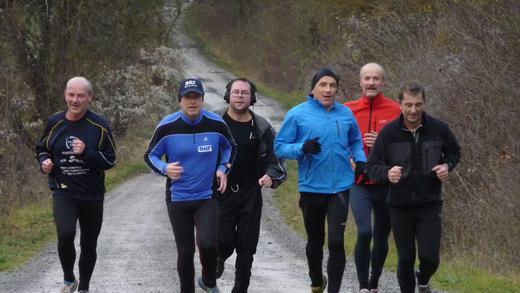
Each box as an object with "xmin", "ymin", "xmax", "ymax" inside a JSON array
[
  {"xmin": 367, "ymin": 82, "xmax": 460, "ymax": 293},
  {"xmin": 215, "ymin": 77, "xmax": 287, "ymax": 293}
]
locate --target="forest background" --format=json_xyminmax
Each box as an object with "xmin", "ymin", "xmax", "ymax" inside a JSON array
[{"xmin": 0, "ymin": 0, "xmax": 518, "ymax": 292}]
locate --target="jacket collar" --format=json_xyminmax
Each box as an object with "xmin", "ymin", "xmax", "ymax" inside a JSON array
[
  {"xmin": 359, "ymin": 92, "xmax": 385, "ymax": 105},
  {"xmin": 180, "ymin": 110, "xmax": 203, "ymax": 124},
  {"xmin": 218, "ymin": 107, "xmax": 270, "ymax": 137},
  {"xmin": 399, "ymin": 111, "xmax": 429, "ymax": 131},
  {"xmin": 307, "ymin": 95, "xmax": 339, "ymax": 111}
]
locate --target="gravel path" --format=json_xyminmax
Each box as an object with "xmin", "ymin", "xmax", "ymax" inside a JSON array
[{"xmin": 0, "ymin": 29, "xmax": 402, "ymax": 293}]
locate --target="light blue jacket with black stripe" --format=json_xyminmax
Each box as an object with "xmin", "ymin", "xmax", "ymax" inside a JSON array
[{"xmin": 274, "ymin": 96, "xmax": 365, "ymax": 194}]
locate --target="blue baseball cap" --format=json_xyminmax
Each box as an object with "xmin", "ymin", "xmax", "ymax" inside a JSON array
[{"xmin": 178, "ymin": 78, "xmax": 204, "ymax": 100}]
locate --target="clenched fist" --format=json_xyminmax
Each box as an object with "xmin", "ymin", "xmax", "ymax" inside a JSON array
[{"xmin": 388, "ymin": 166, "xmax": 402, "ymax": 184}]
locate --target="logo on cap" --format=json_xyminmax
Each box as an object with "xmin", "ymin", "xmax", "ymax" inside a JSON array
[
  {"xmin": 178, "ymin": 78, "xmax": 204, "ymax": 100},
  {"xmin": 185, "ymin": 80, "xmax": 197, "ymax": 87}
]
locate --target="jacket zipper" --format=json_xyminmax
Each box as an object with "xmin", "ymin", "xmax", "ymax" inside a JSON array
[
  {"xmin": 425, "ymin": 149, "xmax": 429, "ymax": 173},
  {"xmin": 192, "ymin": 121, "xmax": 195, "ymax": 144},
  {"xmin": 412, "ymin": 129, "xmax": 420, "ymax": 202},
  {"xmin": 367, "ymin": 99, "xmax": 374, "ymax": 153},
  {"xmin": 304, "ymin": 155, "xmax": 312, "ymax": 180},
  {"xmin": 367, "ymin": 99, "xmax": 374, "ymax": 133}
]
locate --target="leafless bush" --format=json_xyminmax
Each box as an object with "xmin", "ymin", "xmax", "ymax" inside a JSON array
[
  {"xmin": 0, "ymin": 1, "xmax": 182, "ymax": 219},
  {"xmin": 186, "ymin": 0, "xmax": 520, "ymax": 272},
  {"xmin": 334, "ymin": 0, "xmax": 520, "ymax": 270},
  {"xmin": 93, "ymin": 46, "xmax": 180, "ymax": 137}
]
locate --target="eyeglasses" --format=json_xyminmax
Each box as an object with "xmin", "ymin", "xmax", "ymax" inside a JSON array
[{"xmin": 230, "ymin": 91, "xmax": 251, "ymax": 97}]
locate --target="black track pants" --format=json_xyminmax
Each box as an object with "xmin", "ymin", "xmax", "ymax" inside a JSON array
[
  {"xmin": 167, "ymin": 198, "xmax": 218, "ymax": 293},
  {"xmin": 299, "ymin": 191, "xmax": 349, "ymax": 293},
  {"xmin": 389, "ymin": 204, "xmax": 442, "ymax": 293},
  {"xmin": 53, "ymin": 195, "xmax": 103, "ymax": 291},
  {"xmin": 350, "ymin": 184, "xmax": 391, "ymax": 290},
  {"xmin": 217, "ymin": 182, "xmax": 262, "ymax": 293}
]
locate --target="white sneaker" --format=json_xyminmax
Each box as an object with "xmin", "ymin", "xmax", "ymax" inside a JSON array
[
  {"xmin": 60, "ymin": 279, "xmax": 78, "ymax": 293},
  {"xmin": 359, "ymin": 289, "xmax": 370, "ymax": 293}
]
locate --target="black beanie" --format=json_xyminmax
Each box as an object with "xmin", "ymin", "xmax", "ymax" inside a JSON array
[{"xmin": 311, "ymin": 68, "xmax": 340, "ymax": 91}]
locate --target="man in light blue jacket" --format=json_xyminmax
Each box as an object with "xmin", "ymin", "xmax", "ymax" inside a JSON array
[{"xmin": 275, "ymin": 68, "xmax": 366, "ymax": 293}]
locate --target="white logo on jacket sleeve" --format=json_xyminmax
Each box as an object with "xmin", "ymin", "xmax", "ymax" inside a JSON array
[{"xmin": 198, "ymin": 145, "xmax": 212, "ymax": 152}]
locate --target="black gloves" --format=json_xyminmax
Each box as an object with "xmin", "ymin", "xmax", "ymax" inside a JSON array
[
  {"xmin": 302, "ymin": 137, "xmax": 321, "ymax": 154},
  {"xmin": 354, "ymin": 161, "xmax": 367, "ymax": 184}
]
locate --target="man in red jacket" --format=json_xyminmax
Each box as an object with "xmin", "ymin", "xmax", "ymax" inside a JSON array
[{"xmin": 344, "ymin": 63, "xmax": 401, "ymax": 293}]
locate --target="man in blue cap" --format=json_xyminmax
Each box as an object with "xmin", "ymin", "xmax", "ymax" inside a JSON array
[
  {"xmin": 275, "ymin": 68, "xmax": 366, "ymax": 293},
  {"xmin": 145, "ymin": 78, "xmax": 236, "ymax": 293}
]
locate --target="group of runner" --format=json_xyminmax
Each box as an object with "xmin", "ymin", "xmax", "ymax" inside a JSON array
[{"xmin": 36, "ymin": 62, "xmax": 460, "ymax": 293}]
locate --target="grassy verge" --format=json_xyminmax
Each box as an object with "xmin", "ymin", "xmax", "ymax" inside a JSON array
[
  {"xmin": 0, "ymin": 201, "xmax": 55, "ymax": 271},
  {"xmin": 105, "ymin": 162, "xmax": 148, "ymax": 192},
  {"xmin": 275, "ymin": 165, "xmax": 519, "ymax": 292}
]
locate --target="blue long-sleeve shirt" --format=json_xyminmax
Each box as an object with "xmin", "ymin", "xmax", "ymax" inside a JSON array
[
  {"xmin": 144, "ymin": 109, "xmax": 236, "ymax": 202},
  {"xmin": 274, "ymin": 96, "xmax": 365, "ymax": 194}
]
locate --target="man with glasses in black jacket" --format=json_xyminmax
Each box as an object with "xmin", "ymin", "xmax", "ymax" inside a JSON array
[{"xmin": 215, "ymin": 77, "xmax": 286, "ymax": 293}]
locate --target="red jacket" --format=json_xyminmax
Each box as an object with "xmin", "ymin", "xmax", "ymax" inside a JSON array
[{"xmin": 344, "ymin": 93, "xmax": 401, "ymax": 184}]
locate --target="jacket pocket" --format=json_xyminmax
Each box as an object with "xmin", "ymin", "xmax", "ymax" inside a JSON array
[
  {"xmin": 388, "ymin": 142, "xmax": 411, "ymax": 178},
  {"xmin": 422, "ymin": 141, "xmax": 443, "ymax": 175}
]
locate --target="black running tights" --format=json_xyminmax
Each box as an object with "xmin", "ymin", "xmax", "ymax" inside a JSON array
[
  {"xmin": 299, "ymin": 191, "xmax": 349, "ymax": 293},
  {"xmin": 167, "ymin": 198, "xmax": 218, "ymax": 293},
  {"xmin": 53, "ymin": 195, "xmax": 103, "ymax": 291}
]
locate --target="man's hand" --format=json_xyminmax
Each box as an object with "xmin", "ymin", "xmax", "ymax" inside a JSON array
[
  {"xmin": 354, "ymin": 161, "xmax": 366, "ymax": 184},
  {"xmin": 303, "ymin": 137, "xmax": 321, "ymax": 154},
  {"xmin": 72, "ymin": 138, "xmax": 86, "ymax": 155},
  {"xmin": 258, "ymin": 174, "xmax": 273, "ymax": 188},
  {"xmin": 216, "ymin": 170, "xmax": 227, "ymax": 192},
  {"xmin": 388, "ymin": 166, "xmax": 402, "ymax": 184},
  {"xmin": 363, "ymin": 131, "xmax": 377, "ymax": 148},
  {"xmin": 41, "ymin": 158, "xmax": 54, "ymax": 174},
  {"xmin": 432, "ymin": 163, "xmax": 449, "ymax": 182},
  {"xmin": 166, "ymin": 161, "xmax": 183, "ymax": 181}
]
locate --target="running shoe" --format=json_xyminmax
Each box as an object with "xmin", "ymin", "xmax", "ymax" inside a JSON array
[
  {"xmin": 370, "ymin": 289, "xmax": 379, "ymax": 293},
  {"xmin": 60, "ymin": 279, "xmax": 78, "ymax": 293},
  {"xmin": 198, "ymin": 276, "xmax": 221, "ymax": 293},
  {"xmin": 416, "ymin": 270, "xmax": 437, "ymax": 293},
  {"xmin": 310, "ymin": 275, "xmax": 327, "ymax": 293},
  {"xmin": 418, "ymin": 284, "xmax": 437, "ymax": 293},
  {"xmin": 359, "ymin": 289, "xmax": 370, "ymax": 293}
]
